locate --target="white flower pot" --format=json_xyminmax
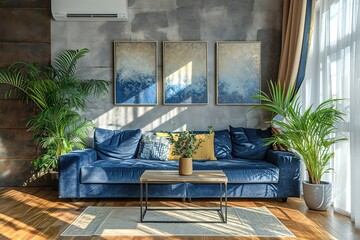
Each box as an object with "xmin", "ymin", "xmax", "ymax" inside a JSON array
[{"xmin": 302, "ymin": 181, "xmax": 332, "ymax": 211}]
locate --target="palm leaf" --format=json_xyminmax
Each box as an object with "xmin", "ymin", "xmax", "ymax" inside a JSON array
[
  {"xmin": 80, "ymin": 79, "xmax": 109, "ymax": 99},
  {"xmin": 53, "ymin": 48, "xmax": 89, "ymax": 79},
  {"xmin": 251, "ymin": 80, "xmax": 346, "ymax": 184},
  {"xmin": 0, "ymin": 69, "xmax": 30, "ymax": 99},
  {"xmin": 0, "ymin": 48, "xmax": 107, "ymax": 173}
]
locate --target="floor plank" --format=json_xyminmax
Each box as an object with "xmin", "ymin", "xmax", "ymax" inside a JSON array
[{"xmin": 0, "ymin": 187, "xmax": 359, "ymax": 239}]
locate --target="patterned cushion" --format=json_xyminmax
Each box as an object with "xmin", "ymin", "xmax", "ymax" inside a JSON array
[
  {"xmin": 155, "ymin": 132, "xmax": 179, "ymax": 160},
  {"xmin": 137, "ymin": 133, "xmax": 170, "ymax": 161}
]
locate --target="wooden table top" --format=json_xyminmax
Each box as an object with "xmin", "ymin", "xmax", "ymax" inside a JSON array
[{"xmin": 140, "ymin": 170, "xmax": 228, "ymax": 183}]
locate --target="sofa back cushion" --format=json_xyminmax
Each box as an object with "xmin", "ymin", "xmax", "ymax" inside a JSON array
[
  {"xmin": 213, "ymin": 130, "xmax": 232, "ymax": 159},
  {"xmin": 94, "ymin": 128, "xmax": 142, "ymax": 160},
  {"xmin": 137, "ymin": 133, "xmax": 170, "ymax": 161},
  {"xmin": 229, "ymin": 126, "xmax": 271, "ymax": 160}
]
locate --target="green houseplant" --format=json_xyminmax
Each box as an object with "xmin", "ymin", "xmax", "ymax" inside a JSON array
[
  {"xmin": 251, "ymin": 81, "xmax": 346, "ymax": 210},
  {"xmin": 168, "ymin": 127, "xmax": 213, "ymax": 175},
  {"xmin": 0, "ymin": 48, "xmax": 108, "ymax": 176}
]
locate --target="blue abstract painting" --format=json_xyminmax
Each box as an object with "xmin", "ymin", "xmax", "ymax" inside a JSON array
[
  {"xmin": 216, "ymin": 41, "xmax": 261, "ymax": 105},
  {"xmin": 163, "ymin": 41, "xmax": 208, "ymax": 105},
  {"xmin": 114, "ymin": 41, "xmax": 157, "ymax": 105}
]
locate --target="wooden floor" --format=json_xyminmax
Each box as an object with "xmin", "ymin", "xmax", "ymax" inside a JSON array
[{"xmin": 0, "ymin": 187, "xmax": 359, "ymax": 240}]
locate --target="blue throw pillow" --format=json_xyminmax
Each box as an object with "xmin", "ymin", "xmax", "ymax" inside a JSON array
[
  {"xmin": 137, "ymin": 133, "xmax": 170, "ymax": 161},
  {"xmin": 229, "ymin": 126, "xmax": 271, "ymax": 160},
  {"xmin": 214, "ymin": 130, "xmax": 232, "ymax": 159},
  {"xmin": 94, "ymin": 128, "xmax": 142, "ymax": 160}
]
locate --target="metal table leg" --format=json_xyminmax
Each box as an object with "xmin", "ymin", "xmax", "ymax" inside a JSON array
[
  {"xmin": 140, "ymin": 182, "xmax": 143, "ymax": 222},
  {"xmin": 140, "ymin": 181, "xmax": 228, "ymax": 223},
  {"xmin": 220, "ymin": 182, "xmax": 223, "ymax": 211},
  {"xmin": 225, "ymin": 182, "xmax": 228, "ymax": 222},
  {"xmin": 145, "ymin": 183, "xmax": 148, "ymax": 211},
  {"xmin": 219, "ymin": 182, "xmax": 224, "ymax": 222}
]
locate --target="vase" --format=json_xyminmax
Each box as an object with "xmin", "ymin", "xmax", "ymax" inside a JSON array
[
  {"xmin": 179, "ymin": 157, "xmax": 192, "ymax": 176},
  {"xmin": 303, "ymin": 181, "xmax": 332, "ymax": 211}
]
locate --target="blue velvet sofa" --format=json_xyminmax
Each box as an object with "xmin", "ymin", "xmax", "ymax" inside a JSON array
[{"xmin": 59, "ymin": 127, "xmax": 301, "ymax": 201}]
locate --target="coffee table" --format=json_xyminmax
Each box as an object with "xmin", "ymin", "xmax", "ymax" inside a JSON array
[{"xmin": 139, "ymin": 170, "xmax": 228, "ymax": 223}]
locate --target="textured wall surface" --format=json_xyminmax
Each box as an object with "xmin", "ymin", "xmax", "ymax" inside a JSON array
[
  {"xmin": 0, "ymin": 0, "xmax": 51, "ymax": 186},
  {"xmin": 0, "ymin": 1, "xmax": 50, "ymax": 67},
  {"xmin": 51, "ymin": 0, "xmax": 282, "ymax": 132}
]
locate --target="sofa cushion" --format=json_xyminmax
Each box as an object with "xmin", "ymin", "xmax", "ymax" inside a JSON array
[
  {"xmin": 229, "ymin": 126, "xmax": 272, "ymax": 160},
  {"xmin": 191, "ymin": 130, "xmax": 232, "ymax": 159},
  {"xmin": 80, "ymin": 158, "xmax": 279, "ymax": 184},
  {"xmin": 193, "ymin": 133, "xmax": 216, "ymax": 160},
  {"xmin": 213, "ymin": 130, "xmax": 232, "ymax": 159},
  {"xmin": 81, "ymin": 159, "xmax": 178, "ymax": 183},
  {"xmin": 137, "ymin": 133, "xmax": 170, "ymax": 161},
  {"xmin": 94, "ymin": 128, "xmax": 142, "ymax": 160},
  {"xmin": 156, "ymin": 132, "xmax": 217, "ymax": 160}
]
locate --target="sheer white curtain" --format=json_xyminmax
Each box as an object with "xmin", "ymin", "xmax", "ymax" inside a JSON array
[{"xmin": 301, "ymin": 0, "xmax": 360, "ymax": 228}]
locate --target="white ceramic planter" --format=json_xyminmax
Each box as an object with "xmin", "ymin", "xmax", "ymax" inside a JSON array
[{"xmin": 302, "ymin": 181, "xmax": 332, "ymax": 211}]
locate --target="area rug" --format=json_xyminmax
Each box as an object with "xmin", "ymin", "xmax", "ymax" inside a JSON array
[{"xmin": 61, "ymin": 206, "xmax": 295, "ymax": 237}]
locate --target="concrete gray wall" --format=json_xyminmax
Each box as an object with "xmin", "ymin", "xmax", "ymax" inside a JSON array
[{"xmin": 51, "ymin": 0, "xmax": 282, "ymax": 132}]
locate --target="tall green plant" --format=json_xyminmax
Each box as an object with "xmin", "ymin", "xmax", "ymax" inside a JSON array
[
  {"xmin": 0, "ymin": 48, "xmax": 109, "ymax": 173},
  {"xmin": 251, "ymin": 81, "xmax": 346, "ymax": 184}
]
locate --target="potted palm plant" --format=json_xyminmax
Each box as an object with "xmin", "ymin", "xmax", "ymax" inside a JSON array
[
  {"xmin": 0, "ymin": 48, "xmax": 108, "ymax": 179},
  {"xmin": 251, "ymin": 81, "xmax": 346, "ymax": 210},
  {"xmin": 168, "ymin": 127, "xmax": 213, "ymax": 176}
]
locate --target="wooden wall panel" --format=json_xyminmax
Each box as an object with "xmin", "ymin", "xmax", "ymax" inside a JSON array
[
  {"xmin": 0, "ymin": 8, "xmax": 50, "ymax": 42},
  {"xmin": 0, "ymin": 85, "xmax": 13, "ymax": 100},
  {"xmin": 0, "ymin": 159, "xmax": 51, "ymax": 186},
  {"xmin": 0, "ymin": 0, "xmax": 50, "ymax": 8},
  {"xmin": 0, "ymin": 43, "xmax": 50, "ymax": 67},
  {"xmin": 0, "ymin": 129, "xmax": 37, "ymax": 159},
  {"xmin": 0, "ymin": 100, "xmax": 38, "ymax": 128},
  {"xmin": 0, "ymin": 1, "xmax": 50, "ymax": 186}
]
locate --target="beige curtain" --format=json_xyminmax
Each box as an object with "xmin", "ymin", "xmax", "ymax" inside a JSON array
[
  {"xmin": 273, "ymin": 0, "xmax": 315, "ymax": 151},
  {"xmin": 278, "ymin": 0, "xmax": 309, "ymax": 91}
]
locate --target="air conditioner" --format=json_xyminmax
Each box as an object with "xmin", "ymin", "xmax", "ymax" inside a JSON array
[{"xmin": 51, "ymin": 0, "xmax": 128, "ymax": 21}]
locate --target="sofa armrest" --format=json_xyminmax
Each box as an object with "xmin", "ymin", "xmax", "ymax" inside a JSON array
[
  {"xmin": 265, "ymin": 149, "xmax": 301, "ymax": 197},
  {"xmin": 59, "ymin": 149, "xmax": 97, "ymax": 198}
]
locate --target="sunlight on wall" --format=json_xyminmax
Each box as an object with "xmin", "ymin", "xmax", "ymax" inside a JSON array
[
  {"xmin": 93, "ymin": 107, "xmax": 135, "ymax": 129},
  {"xmin": 93, "ymin": 106, "xmax": 188, "ymax": 131},
  {"xmin": 142, "ymin": 107, "xmax": 188, "ymax": 131}
]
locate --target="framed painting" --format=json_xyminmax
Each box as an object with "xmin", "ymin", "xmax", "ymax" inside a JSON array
[
  {"xmin": 163, "ymin": 41, "xmax": 208, "ymax": 105},
  {"xmin": 114, "ymin": 41, "xmax": 157, "ymax": 105},
  {"xmin": 216, "ymin": 41, "xmax": 261, "ymax": 105}
]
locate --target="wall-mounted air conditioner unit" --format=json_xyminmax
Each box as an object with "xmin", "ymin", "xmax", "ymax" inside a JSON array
[{"xmin": 51, "ymin": 0, "xmax": 128, "ymax": 21}]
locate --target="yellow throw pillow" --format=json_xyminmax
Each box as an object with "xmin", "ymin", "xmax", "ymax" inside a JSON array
[
  {"xmin": 193, "ymin": 133, "xmax": 216, "ymax": 160},
  {"xmin": 155, "ymin": 132, "xmax": 217, "ymax": 160}
]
